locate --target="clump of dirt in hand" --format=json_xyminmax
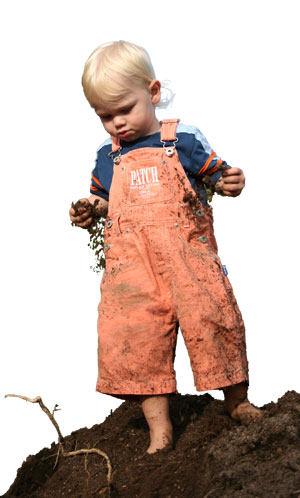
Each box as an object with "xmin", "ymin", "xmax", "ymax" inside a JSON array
[
  {"xmin": 71, "ymin": 199, "xmax": 106, "ymax": 273},
  {"xmin": 201, "ymin": 164, "xmax": 230, "ymax": 202},
  {"xmin": 3, "ymin": 391, "xmax": 300, "ymax": 498},
  {"xmin": 181, "ymin": 163, "xmax": 230, "ymax": 218}
]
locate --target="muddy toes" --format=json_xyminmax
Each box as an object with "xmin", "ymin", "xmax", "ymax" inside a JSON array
[
  {"xmin": 231, "ymin": 401, "xmax": 264, "ymax": 426},
  {"xmin": 146, "ymin": 442, "xmax": 174, "ymax": 455}
]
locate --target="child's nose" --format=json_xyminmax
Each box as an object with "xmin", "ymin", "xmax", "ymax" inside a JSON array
[{"xmin": 113, "ymin": 115, "xmax": 126, "ymax": 128}]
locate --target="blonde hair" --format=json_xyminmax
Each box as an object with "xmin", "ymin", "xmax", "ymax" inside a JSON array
[{"xmin": 82, "ymin": 41, "xmax": 173, "ymax": 109}]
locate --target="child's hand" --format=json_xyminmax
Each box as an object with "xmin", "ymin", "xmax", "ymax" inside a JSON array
[
  {"xmin": 216, "ymin": 168, "xmax": 245, "ymax": 197},
  {"xmin": 69, "ymin": 198, "xmax": 94, "ymax": 228}
]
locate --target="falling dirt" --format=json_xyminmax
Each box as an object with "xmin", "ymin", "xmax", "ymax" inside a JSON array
[
  {"xmin": 72, "ymin": 199, "xmax": 106, "ymax": 273},
  {"xmin": 3, "ymin": 391, "xmax": 300, "ymax": 497}
]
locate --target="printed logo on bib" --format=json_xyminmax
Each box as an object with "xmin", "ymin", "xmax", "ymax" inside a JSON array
[
  {"xmin": 124, "ymin": 157, "xmax": 174, "ymax": 205},
  {"xmin": 130, "ymin": 166, "xmax": 160, "ymax": 199}
]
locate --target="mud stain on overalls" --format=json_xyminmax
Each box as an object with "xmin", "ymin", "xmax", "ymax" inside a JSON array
[{"xmin": 96, "ymin": 119, "xmax": 248, "ymax": 397}]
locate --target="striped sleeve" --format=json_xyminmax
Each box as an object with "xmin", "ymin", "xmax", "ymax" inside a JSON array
[
  {"xmin": 89, "ymin": 139, "xmax": 113, "ymax": 201},
  {"xmin": 90, "ymin": 171, "xmax": 109, "ymax": 200},
  {"xmin": 192, "ymin": 128, "xmax": 227, "ymax": 182}
]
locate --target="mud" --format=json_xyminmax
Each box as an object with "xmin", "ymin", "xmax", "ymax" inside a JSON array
[
  {"xmin": 72, "ymin": 199, "xmax": 106, "ymax": 272},
  {"xmin": 3, "ymin": 391, "xmax": 300, "ymax": 497}
]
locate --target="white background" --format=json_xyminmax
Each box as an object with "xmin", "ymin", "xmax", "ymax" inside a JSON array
[{"xmin": 1, "ymin": 0, "xmax": 299, "ymax": 494}]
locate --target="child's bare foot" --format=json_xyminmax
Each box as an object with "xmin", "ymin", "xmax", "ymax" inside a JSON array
[
  {"xmin": 230, "ymin": 399, "xmax": 263, "ymax": 426},
  {"xmin": 140, "ymin": 395, "xmax": 173, "ymax": 454},
  {"xmin": 223, "ymin": 381, "xmax": 263, "ymax": 425},
  {"xmin": 147, "ymin": 425, "xmax": 173, "ymax": 454}
]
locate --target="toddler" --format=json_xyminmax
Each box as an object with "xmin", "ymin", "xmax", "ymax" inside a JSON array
[{"xmin": 69, "ymin": 41, "xmax": 262, "ymax": 454}]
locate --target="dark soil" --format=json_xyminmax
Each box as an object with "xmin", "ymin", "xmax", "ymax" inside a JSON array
[{"xmin": 3, "ymin": 391, "xmax": 300, "ymax": 498}]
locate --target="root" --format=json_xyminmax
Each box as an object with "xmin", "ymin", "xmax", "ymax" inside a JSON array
[
  {"xmin": 5, "ymin": 394, "xmax": 64, "ymax": 444},
  {"xmin": 65, "ymin": 448, "xmax": 112, "ymax": 495},
  {"xmin": 5, "ymin": 394, "xmax": 112, "ymax": 497}
]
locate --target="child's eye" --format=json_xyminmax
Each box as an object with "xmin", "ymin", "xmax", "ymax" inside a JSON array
[
  {"xmin": 100, "ymin": 115, "xmax": 112, "ymax": 121},
  {"xmin": 120, "ymin": 106, "xmax": 133, "ymax": 114}
]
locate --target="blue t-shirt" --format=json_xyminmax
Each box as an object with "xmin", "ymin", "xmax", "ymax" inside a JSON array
[{"xmin": 90, "ymin": 123, "xmax": 227, "ymax": 205}]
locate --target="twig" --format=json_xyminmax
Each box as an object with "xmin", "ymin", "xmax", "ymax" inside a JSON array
[
  {"xmin": 53, "ymin": 443, "xmax": 62, "ymax": 470},
  {"xmin": 52, "ymin": 403, "xmax": 61, "ymax": 416},
  {"xmin": 5, "ymin": 394, "xmax": 112, "ymax": 497},
  {"xmin": 5, "ymin": 394, "xmax": 65, "ymax": 445}
]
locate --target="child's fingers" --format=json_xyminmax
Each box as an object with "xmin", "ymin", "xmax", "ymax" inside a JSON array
[
  {"xmin": 69, "ymin": 209, "xmax": 86, "ymax": 221},
  {"xmin": 70, "ymin": 208, "xmax": 93, "ymax": 224},
  {"xmin": 223, "ymin": 173, "xmax": 245, "ymax": 183},
  {"xmin": 71, "ymin": 214, "xmax": 93, "ymax": 227},
  {"xmin": 75, "ymin": 216, "xmax": 93, "ymax": 228},
  {"xmin": 222, "ymin": 190, "xmax": 240, "ymax": 197},
  {"xmin": 69, "ymin": 205, "xmax": 88, "ymax": 217},
  {"xmin": 70, "ymin": 198, "xmax": 91, "ymax": 216},
  {"xmin": 222, "ymin": 170, "xmax": 245, "ymax": 193},
  {"xmin": 76, "ymin": 206, "xmax": 90, "ymax": 215},
  {"xmin": 222, "ymin": 167, "xmax": 243, "ymax": 177},
  {"xmin": 69, "ymin": 199, "xmax": 91, "ymax": 220},
  {"xmin": 223, "ymin": 169, "xmax": 244, "ymax": 181},
  {"xmin": 223, "ymin": 183, "xmax": 244, "ymax": 196},
  {"xmin": 222, "ymin": 184, "xmax": 244, "ymax": 197}
]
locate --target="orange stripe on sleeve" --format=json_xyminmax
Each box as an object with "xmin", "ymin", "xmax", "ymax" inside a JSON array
[
  {"xmin": 208, "ymin": 158, "xmax": 223, "ymax": 175},
  {"xmin": 197, "ymin": 151, "xmax": 216, "ymax": 176},
  {"xmin": 91, "ymin": 173, "xmax": 105, "ymax": 190}
]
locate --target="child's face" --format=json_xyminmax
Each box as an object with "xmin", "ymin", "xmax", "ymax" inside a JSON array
[{"xmin": 94, "ymin": 80, "xmax": 161, "ymax": 141}]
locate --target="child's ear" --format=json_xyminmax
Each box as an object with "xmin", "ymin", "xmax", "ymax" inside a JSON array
[{"xmin": 148, "ymin": 80, "xmax": 161, "ymax": 105}]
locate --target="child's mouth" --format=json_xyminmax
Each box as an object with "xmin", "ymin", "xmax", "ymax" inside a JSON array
[{"xmin": 118, "ymin": 130, "xmax": 131, "ymax": 138}]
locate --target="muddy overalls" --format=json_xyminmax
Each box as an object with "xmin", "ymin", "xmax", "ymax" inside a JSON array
[{"xmin": 96, "ymin": 119, "xmax": 249, "ymax": 397}]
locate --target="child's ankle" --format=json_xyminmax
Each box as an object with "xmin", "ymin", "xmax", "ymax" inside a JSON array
[
  {"xmin": 148, "ymin": 423, "xmax": 173, "ymax": 454},
  {"xmin": 223, "ymin": 381, "xmax": 248, "ymax": 414}
]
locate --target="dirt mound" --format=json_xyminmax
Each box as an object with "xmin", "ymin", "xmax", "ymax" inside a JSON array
[{"xmin": 3, "ymin": 391, "xmax": 300, "ymax": 498}]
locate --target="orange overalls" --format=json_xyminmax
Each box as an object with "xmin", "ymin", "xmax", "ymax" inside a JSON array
[{"xmin": 96, "ymin": 119, "xmax": 248, "ymax": 396}]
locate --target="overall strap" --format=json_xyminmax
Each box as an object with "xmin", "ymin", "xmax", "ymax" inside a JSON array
[
  {"xmin": 111, "ymin": 136, "xmax": 121, "ymax": 152},
  {"xmin": 109, "ymin": 136, "xmax": 122, "ymax": 164},
  {"xmin": 160, "ymin": 119, "xmax": 180, "ymax": 141}
]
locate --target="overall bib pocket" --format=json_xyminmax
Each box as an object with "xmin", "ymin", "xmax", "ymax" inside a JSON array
[{"xmin": 121, "ymin": 156, "xmax": 175, "ymax": 206}]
